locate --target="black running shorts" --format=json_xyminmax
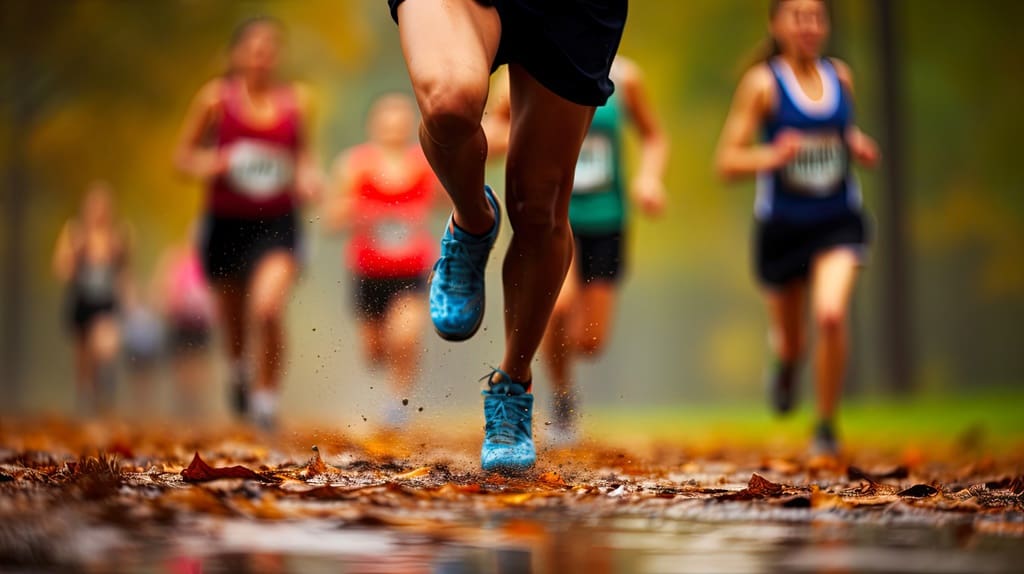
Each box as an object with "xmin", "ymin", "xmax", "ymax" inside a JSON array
[
  {"xmin": 352, "ymin": 275, "xmax": 429, "ymax": 321},
  {"xmin": 573, "ymin": 229, "xmax": 624, "ymax": 284},
  {"xmin": 388, "ymin": 0, "xmax": 627, "ymax": 107},
  {"xmin": 200, "ymin": 211, "xmax": 302, "ymax": 283},
  {"xmin": 754, "ymin": 212, "xmax": 870, "ymax": 288}
]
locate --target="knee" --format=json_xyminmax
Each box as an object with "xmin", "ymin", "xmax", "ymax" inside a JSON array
[
  {"xmin": 418, "ymin": 76, "xmax": 486, "ymax": 144},
  {"xmin": 251, "ymin": 300, "xmax": 284, "ymax": 332},
  {"xmin": 815, "ymin": 306, "xmax": 846, "ymax": 334},
  {"xmin": 577, "ymin": 330, "xmax": 609, "ymax": 356}
]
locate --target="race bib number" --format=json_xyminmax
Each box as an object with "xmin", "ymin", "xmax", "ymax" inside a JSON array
[
  {"xmin": 782, "ymin": 132, "xmax": 847, "ymax": 196},
  {"xmin": 79, "ymin": 265, "xmax": 116, "ymax": 303},
  {"xmin": 573, "ymin": 134, "xmax": 614, "ymax": 194},
  {"xmin": 226, "ymin": 140, "xmax": 295, "ymax": 198},
  {"xmin": 371, "ymin": 218, "xmax": 414, "ymax": 255}
]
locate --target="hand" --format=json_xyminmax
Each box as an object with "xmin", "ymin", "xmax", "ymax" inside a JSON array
[
  {"xmin": 630, "ymin": 174, "xmax": 667, "ymax": 218},
  {"xmin": 771, "ymin": 129, "xmax": 803, "ymax": 169},
  {"xmin": 296, "ymin": 165, "xmax": 324, "ymax": 204},
  {"xmin": 847, "ymin": 128, "xmax": 880, "ymax": 168}
]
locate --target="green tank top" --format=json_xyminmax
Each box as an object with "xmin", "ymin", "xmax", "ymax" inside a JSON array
[{"xmin": 569, "ymin": 91, "xmax": 625, "ymax": 234}]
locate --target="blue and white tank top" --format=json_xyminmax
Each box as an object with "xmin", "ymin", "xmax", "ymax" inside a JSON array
[{"xmin": 756, "ymin": 57, "xmax": 862, "ymax": 223}]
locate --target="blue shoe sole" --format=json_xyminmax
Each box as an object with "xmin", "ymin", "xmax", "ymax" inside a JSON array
[{"xmin": 481, "ymin": 459, "xmax": 535, "ymax": 474}]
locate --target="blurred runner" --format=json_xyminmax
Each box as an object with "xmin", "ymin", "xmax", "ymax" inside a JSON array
[
  {"xmin": 53, "ymin": 181, "xmax": 133, "ymax": 416},
  {"xmin": 154, "ymin": 234, "xmax": 216, "ymax": 419},
  {"xmin": 121, "ymin": 295, "xmax": 164, "ymax": 416},
  {"xmin": 715, "ymin": 0, "xmax": 880, "ymax": 455},
  {"xmin": 174, "ymin": 17, "xmax": 322, "ymax": 429},
  {"xmin": 327, "ymin": 93, "xmax": 442, "ymax": 430},
  {"xmin": 484, "ymin": 56, "xmax": 669, "ymax": 444},
  {"xmin": 388, "ymin": 0, "xmax": 626, "ymax": 472}
]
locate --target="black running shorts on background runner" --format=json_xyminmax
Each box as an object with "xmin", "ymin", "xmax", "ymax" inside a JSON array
[
  {"xmin": 388, "ymin": 0, "xmax": 627, "ymax": 107},
  {"xmin": 574, "ymin": 229, "xmax": 625, "ymax": 284},
  {"xmin": 754, "ymin": 212, "xmax": 870, "ymax": 288},
  {"xmin": 352, "ymin": 275, "xmax": 429, "ymax": 321},
  {"xmin": 200, "ymin": 212, "xmax": 302, "ymax": 283}
]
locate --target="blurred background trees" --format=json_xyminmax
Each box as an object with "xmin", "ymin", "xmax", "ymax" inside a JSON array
[{"xmin": 1, "ymin": 0, "xmax": 1021, "ymax": 416}]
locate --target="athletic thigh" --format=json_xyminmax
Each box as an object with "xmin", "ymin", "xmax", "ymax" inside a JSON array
[
  {"xmin": 396, "ymin": 0, "xmax": 500, "ymax": 115},
  {"xmin": 505, "ymin": 63, "xmax": 596, "ymax": 218},
  {"xmin": 248, "ymin": 251, "xmax": 299, "ymax": 319}
]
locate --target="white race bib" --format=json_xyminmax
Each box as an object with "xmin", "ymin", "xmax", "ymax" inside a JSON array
[
  {"xmin": 226, "ymin": 139, "xmax": 295, "ymax": 198},
  {"xmin": 783, "ymin": 132, "xmax": 847, "ymax": 196},
  {"xmin": 371, "ymin": 218, "xmax": 414, "ymax": 255},
  {"xmin": 573, "ymin": 134, "xmax": 614, "ymax": 194}
]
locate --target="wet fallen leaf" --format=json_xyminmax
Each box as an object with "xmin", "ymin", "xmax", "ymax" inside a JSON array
[{"xmin": 180, "ymin": 452, "xmax": 265, "ymax": 483}]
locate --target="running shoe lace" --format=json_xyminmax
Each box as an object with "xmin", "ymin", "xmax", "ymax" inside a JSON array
[{"xmin": 437, "ymin": 235, "xmax": 486, "ymax": 296}]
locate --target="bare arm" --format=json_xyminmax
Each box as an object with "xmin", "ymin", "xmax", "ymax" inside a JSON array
[
  {"xmin": 832, "ymin": 58, "xmax": 880, "ymax": 168},
  {"xmin": 618, "ymin": 59, "xmax": 669, "ymax": 217},
  {"xmin": 52, "ymin": 222, "xmax": 76, "ymax": 283},
  {"xmin": 714, "ymin": 65, "xmax": 799, "ymax": 181},
  {"xmin": 173, "ymin": 80, "xmax": 227, "ymax": 181},
  {"xmin": 294, "ymin": 84, "xmax": 325, "ymax": 203},
  {"xmin": 325, "ymin": 150, "xmax": 356, "ymax": 233},
  {"xmin": 482, "ymin": 69, "xmax": 512, "ymax": 161}
]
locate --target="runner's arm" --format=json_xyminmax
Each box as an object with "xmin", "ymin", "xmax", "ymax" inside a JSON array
[
  {"xmin": 619, "ymin": 58, "xmax": 669, "ymax": 217},
  {"xmin": 832, "ymin": 58, "xmax": 880, "ymax": 169},
  {"xmin": 715, "ymin": 65, "xmax": 798, "ymax": 180},
  {"xmin": 294, "ymin": 84, "xmax": 326, "ymax": 203},
  {"xmin": 51, "ymin": 222, "xmax": 75, "ymax": 283},
  {"xmin": 482, "ymin": 69, "xmax": 512, "ymax": 160},
  {"xmin": 174, "ymin": 80, "xmax": 228, "ymax": 181},
  {"xmin": 325, "ymin": 150, "xmax": 356, "ymax": 233}
]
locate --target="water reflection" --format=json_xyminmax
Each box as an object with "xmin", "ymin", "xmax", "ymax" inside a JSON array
[{"xmin": 52, "ymin": 515, "xmax": 1024, "ymax": 574}]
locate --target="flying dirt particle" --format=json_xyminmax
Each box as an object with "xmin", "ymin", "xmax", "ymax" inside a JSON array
[
  {"xmin": 544, "ymin": 421, "xmax": 552, "ymax": 426},
  {"xmin": 418, "ymin": 407, "xmax": 424, "ymax": 412},
  {"xmin": 312, "ymin": 327, "xmax": 317, "ymax": 332},
  {"xmin": 361, "ymin": 415, "xmax": 367, "ymax": 422},
  {"xmin": 402, "ymin": 398, "xmax": 409, "ymax": 406}
]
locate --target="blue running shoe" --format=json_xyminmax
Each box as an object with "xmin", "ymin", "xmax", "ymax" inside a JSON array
[
  {"xmin": 429, "ymin": 186, "xmax": 501, "ymax": 341},
  {"xmin": 480, "ymin": 369, "xmax": 536, "ymax": 472}
]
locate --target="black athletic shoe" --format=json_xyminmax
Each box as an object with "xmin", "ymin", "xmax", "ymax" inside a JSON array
[
  {"xmin": 769, "ymin": 361, "xmax": 797, "ymax": 415},
  {"xmin": 812, "ymin": 420, "xmax": 839, "ymax": 457}
]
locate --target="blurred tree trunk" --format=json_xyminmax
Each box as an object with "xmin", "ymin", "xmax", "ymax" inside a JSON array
[
  {"xmin": 1, "ymin": 1, "xmax": 46, "ymax": 412},
  {"xmin": 875, "ymin": 0, "xmax": 914, "ymax": 394}
]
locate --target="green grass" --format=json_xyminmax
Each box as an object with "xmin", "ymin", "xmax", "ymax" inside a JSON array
[{"xmin": 582, "ymin": 389, "xmax": 1024, "ymax": 454}]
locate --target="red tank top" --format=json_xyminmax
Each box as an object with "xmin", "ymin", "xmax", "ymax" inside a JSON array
[
  {"xmin": 346, "ymin": 144, "xmax": 438, "ymax": 278},
  {"xmin": 208, "ymin": 80, "xmax": 301, "ymax": 218}
]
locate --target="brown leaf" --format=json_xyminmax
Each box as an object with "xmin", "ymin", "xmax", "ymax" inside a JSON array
[
  {"xmin": 717, "ymin": 473, "xmax": 784, "ymax": 501},
  {"xmin": 180, "ymin": 452, "xmax": 264, "ymax": 483},
  {"xmin": 898, "ymin": 484, "xmax": 939, "ymax": 498}
]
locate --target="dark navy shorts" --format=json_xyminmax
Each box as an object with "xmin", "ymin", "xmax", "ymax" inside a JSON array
[
  {"xmin": 754, "ymin": 212, "xmax": 870, "ymax": 288},
  {"xmin": 388, "ymin": 0, "xmax": 627, "ymax": 107}
]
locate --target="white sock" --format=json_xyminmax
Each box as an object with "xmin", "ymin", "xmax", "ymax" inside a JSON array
[{"xmin": 252, "ymin": 388, "xmax": 277, "ymax": 418}]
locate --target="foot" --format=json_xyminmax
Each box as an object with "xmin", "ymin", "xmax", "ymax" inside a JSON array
[
  {"xmin": 481, "ymin": 369, "xmax": 536, "ymax": 472},
  {"xmin": 429, "ymin": 186, "xmax": 501, "ymax": 341},
  {"xmin": 768, "ymin": 360, "xmax": 798, "ymax": 415},
  {"xmin": 549, "ymin": 390, "xmax": 580, "ymax": 447},
  {"xmin": 811, "ymin": 420, "xmax": 839, "ymax": 457},
  {"xmin": 250, "ymin": 388, "xmax": 278, "ymax": 432},
  {"xmin": 229, "ymin": 367, "xmax": 251, "ymax": 419}
]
